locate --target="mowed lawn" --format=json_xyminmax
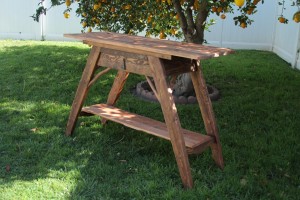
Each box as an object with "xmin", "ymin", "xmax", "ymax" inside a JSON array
[{"xmin": 0, "ymin": 40, "xmax": 299, "ymax": 199}]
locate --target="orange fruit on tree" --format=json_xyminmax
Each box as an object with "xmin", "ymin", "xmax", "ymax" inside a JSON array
[
  {"xmin": 147, "ymin": 15, "xmax": 152, "ymax": 23},
  {"xmin": 124, "ymin": 5, "xmax": 132, "ymax": 10},
  {"xmin": 217, "ymin": 7, "xmax": 223, "ymax": 13},
  {"xmin": 64, "ymin": 12, "xmax": 70, "ymax": 19},
  {"xmin": 240, "ymin": 22, "xmax": 247, "ymax": 28},
  {"xmin": 159, "ymin": 31, "xmax": 166, "ymax": 39},
  {"xmin": 170, "ymin": 28, "xmax": 176, "ymax": 35},
  {"xmin": 211, "ymin": 7, "xmax": 217, "ymax": 12},
  {"xmin": 278, "ymin": 16, "xmax": 286, "ymax": 23},
  {"xmin": 95, "ymin": 18, "xmax": 100, "ymax": 25},
  {"xmin": 247, "ymin": 7, "xmax": 254, "ymax": 15},
  {"xmin": 93, "ymin": 3, "xmax": 101, "ymax": 10},
  {"xmin": 234, "ymin": 0, "xmax": 245, "ymax": 8},
  {"xmin": 293, "ymin": 11, "xmax": 300, "ymax": 23},
  {"xmin": 65, "ymin": 0, "xmax": 71, "ymax": 7},
  {"xmin": 253, "ymin": 0, "xmax": 260, "ymax": 5},
  {"xmin": 220, "ymin": 14, "xmax": 226, "ymax": 19},
  {"xmin": 82, "ymin": 21, "xmax": 87, "ymax": 28}
]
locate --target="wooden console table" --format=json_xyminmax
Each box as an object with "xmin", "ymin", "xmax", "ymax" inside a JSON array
[{"xmin": 64, "ymin": 32, "xmax": 233, "ymax": 188}]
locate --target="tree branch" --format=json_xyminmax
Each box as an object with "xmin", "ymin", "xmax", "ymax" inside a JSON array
[
  {"xmin": 185, "ymin": 0, "xmax": 196, "ymax": 34},
  {"xmin": 172, "ymin": 0, "xmax": 189, "ymax": 40},
  {"xmin": 194, "ymin": 1, "xmax": 209, "ymax": 44}
]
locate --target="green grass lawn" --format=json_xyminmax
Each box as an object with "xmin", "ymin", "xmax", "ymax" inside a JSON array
[{"xmin": 0, "ymin": 40, "xmax": 299, "ymax": 199}]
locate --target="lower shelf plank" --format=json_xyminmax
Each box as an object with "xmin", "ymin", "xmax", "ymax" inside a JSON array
[{"xmin": 81, "ymin": 104, "xmax": 214, "ymax": 153}]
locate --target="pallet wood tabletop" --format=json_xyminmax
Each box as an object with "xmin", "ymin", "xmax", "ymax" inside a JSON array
[{"xmin": 64, "ymin": 32, "xmax": 233, "ymax": 60}]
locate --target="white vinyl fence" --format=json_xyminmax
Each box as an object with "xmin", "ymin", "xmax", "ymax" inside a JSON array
[{"xmin": 0, "ymin": 0, "xmax": 299, "ymax": 69}]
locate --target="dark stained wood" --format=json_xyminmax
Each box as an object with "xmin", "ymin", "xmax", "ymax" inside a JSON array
[
  {"xmin": 190, "ymin": 60, "xmax": 224, "ymax": 169},
  {"xmin": 163, "ymin": 57, "xmax": 193, "ymax": 76},
  {"xmin": 66, "ymin": 46, "xmax": 101, "ymax": 135},
  {"xmin": 82, "ymin": 104, "xmax": 214, "ymax": 150},
  {"xmin": 64, "ymin": 32, "xmax": 234, "ymax": 60},
  {"xmin": 148, "ymin": 56, "xmax": 193, "ymax": 189}
]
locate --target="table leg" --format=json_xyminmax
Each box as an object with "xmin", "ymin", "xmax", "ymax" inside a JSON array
[
  {"xmin": 148, "ymin": 56, "xmax": 193, "ymax": 189},
  {"xmin": 101, "ymin": 70, "xmax": 129, "ymax": 124},
  {"xmin": 190, "ymin": 61, "xmax": 224, "ymax": 169},
  {"xmin": 66, "ymin": 46, "xmax": 101, "ymax": 136}
]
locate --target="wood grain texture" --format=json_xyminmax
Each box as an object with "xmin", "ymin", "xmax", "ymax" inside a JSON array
[
  {"xmin": 97, "ymin": 49, "xmax": 194, "ymax": 77},
  {"xmin": 101, "ymin": 70, "xmax": 129, "ymax": 124},
  {"xmin": 66, "ymin": 46, "xmax": 101, "ymax": 135},
  {"xmin": 148, "ymin": 56, "xmax": 193, "ymax": 188},
  {"xmin": 82, "ymin": 104, "xmax": 214, "ymax": 150},
  {"xmin": 98, "ymin": 51, "xmax": 152, "ymax": 76},
  {"xmin": 88, "ymin": 68, "xmax": 111, "ymax": 88},
  {"xmin": 190, "ymin": 60, "xmax": 224, "ymax": 169},
  {"xmin": 64, "ymin": 32, "xmax": 234, "ymax": 60},
  {"xmin": 65, "ymin": 32, "xmax": 227, "ymax": 188}
]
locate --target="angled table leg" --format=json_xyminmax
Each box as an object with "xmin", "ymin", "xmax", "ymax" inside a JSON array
[
  {"xmin": 66, "ymin": 46, "xmax": 102, "ymax": 136},
  {"xmin": 190, "ymin": 61, "xmax": 224, "ymax": 169},
  {"xmin": 101, "ymin": 70, "xmax": 129, "ymax": 124},
  {"xmin": 148, "ymin": 56, "xmax": 193, "ymax": 189}
]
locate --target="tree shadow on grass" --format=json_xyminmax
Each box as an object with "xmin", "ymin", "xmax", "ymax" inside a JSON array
[
  {"xmin": 0, "ymin": 42, "xmax": 189, "ymax": 198},
  {"xmin": 1, "ymin": 43, "xmax": 300, "ymax": 199},
  {"xmin": 0, "ymin": 43, "xmax": 128, "ymax": 197}
]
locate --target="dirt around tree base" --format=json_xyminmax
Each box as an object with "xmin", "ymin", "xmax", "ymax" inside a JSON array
[{"xmin": 133, "ymin": 81, "xmax": 220, "ymax": 104}]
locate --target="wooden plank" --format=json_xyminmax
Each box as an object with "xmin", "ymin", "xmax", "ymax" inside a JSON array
[
  {"xmin": 98, "ymin": 49, "xmax": 193, "ymax": 77},
  {"xmin": 81, "ymin": 104, "xmax": 213, "ymax": 149},
  {"xmin": 98, "ymin": 51, "xmax": 152, "ymax": 76},
  {"xmin": 85, "ymin": 40, "xmax": 172, "ymax": 60},
  {"xmin": 88, "ymin": 68, "xmax": 111, "ymax": 88},
  {"xmin": 64, "ymin": 32, "xmax": 234, "ymax": 60},
  {"xmin": 101, "ymin": 48, "xmax": 149, "ymax": 60},
  {"xmin": 66, "ymin": 46, "xmax": 101, "ymax": 135},
  {"xmin": 148, "ymin": 56, "xmax": 193, "ymax": 188},
  {"xmin": 101, "ymin": 70, "xmax": 129, "ymax": 124},
  {"xmin": 190, "ymin": 60, "xmax": 224, "ymax": 169}
]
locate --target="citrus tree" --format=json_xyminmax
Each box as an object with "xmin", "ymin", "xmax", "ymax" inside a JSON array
[{"xmin": 33, "ymin": 0, "xmax": 300, "ymax": 96}]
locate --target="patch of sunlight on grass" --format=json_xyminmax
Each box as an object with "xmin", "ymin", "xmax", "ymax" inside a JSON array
[{"xmin": 0, "ymin": 177, "xmax": 78, "ymax": 200}]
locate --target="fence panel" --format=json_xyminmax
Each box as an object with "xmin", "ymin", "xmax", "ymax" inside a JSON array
[
  {"xmin": 0, "ymin": 0, "xmax": 41, "ymax": 40},
  {"xmin": 205, "ymin": 0, "xmax": 276, "ymax": 51},
  {"xmin": 0, "ymin": 0, "xmax": 299, "ymax": 69},
  {"xmin": 43, "ymin": 0, "xmax": 81, "ymax": 41},
  {"xmin": 273, "ymin": 2, "xmax": 300, "ymax": 69}
]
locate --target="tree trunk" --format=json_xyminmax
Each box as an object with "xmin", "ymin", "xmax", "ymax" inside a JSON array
[{"xmin": 172, "ymin": 0, "xmax": 209, "ymax": 97}]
